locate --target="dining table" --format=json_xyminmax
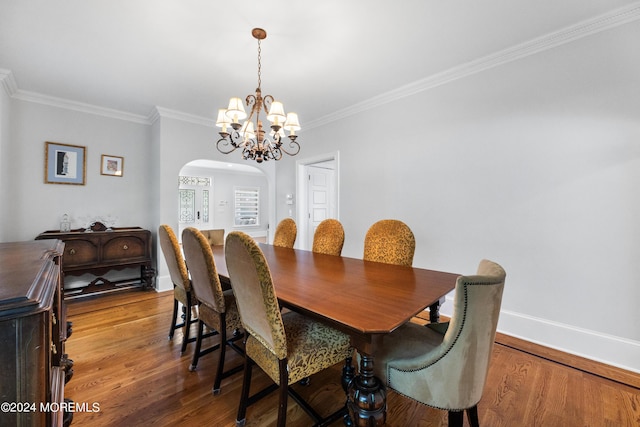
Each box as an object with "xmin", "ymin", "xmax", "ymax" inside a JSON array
[{"xmin": 211, "ymin": 243, "xmax": 459, "ymax": 426}]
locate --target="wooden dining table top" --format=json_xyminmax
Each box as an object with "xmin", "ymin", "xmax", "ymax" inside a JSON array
[{"xmin": 211, "ymin": 243, "xmax": 459, "ymax": 351}]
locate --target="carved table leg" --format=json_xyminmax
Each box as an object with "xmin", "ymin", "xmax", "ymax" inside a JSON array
[
  {"xmin": 347, "ymin": 354, "xmax": 386, "ymax": 426},
  {"xmin": 429, "ymin": 301, "xmax": 440, "ymax": 323}
]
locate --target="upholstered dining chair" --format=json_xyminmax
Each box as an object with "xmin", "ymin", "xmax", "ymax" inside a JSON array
[
  {"xmin": 181, "ymin": 227, "xmax": 244, "ymax": 395},
  {"xmin": 372, "ymin": 259, "xmax": 506, "ymax": 427},
  {"xmin": 363, "ymin": 219, "xmax": 415, "ymax": 266},
  {"xmin": 272, "ymin": 217, "xmax": 297, "ymax": 248},
  {"xmin": 312, "ymin": 218, "xmax": 345, "ymax": 256},
  {"xmin": 225, "ymin": 231, "xmax": 353, "ymax": 427},
  {"xmin": 158, "ymin": 224, "xmax": 198, "ymax": 353},
  {"xmin": 200, "ymin": 228, "xmax": 225, "ymax": 246}
]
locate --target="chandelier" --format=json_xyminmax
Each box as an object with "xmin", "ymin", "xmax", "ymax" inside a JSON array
[{"xmin": 215, "ymin": 28, "xmax": 301, "ymax": 163}]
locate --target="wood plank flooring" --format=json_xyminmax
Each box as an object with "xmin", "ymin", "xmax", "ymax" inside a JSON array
[{"xmin": 64, "ymin": 290, "xmax": 640, "ymax": 426}]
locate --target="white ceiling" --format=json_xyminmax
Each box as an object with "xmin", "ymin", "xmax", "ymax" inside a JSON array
[{"xmin": 1, "ymin": 0, "xmax": 639, "ymax": 126}]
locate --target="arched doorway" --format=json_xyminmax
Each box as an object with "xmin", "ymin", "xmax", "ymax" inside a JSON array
[{"xmin": 178, "ymin": 159, "xmax": 271, "ymax": 243}]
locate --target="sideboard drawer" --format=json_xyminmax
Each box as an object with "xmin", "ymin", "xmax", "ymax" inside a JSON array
[
  {"xmin": 64, "ymin": 239, "xmax": 99, "ymax": 267},
  {"xmin": 103, "ymin": 236, "xmax": 145, "ymax": 260}
]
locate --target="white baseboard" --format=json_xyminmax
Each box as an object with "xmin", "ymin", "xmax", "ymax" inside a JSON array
[
  {"xmin": 438, "ymin": 297, "xmax": 640, "ymax": 374},
  {"xmin": 156, "ymin": 275, "xmax": 174, "ymax": 293}
]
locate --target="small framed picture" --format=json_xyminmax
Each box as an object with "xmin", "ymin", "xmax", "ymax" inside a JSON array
[
  {"xmin": 45, "ymin": 141, "xmax": 86, "ymax": 185},
  {"xmin": 101, "ymin": 154, "xmax": 124, "ymax": 177}
]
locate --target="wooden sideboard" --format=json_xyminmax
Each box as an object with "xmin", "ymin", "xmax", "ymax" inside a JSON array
[
  {"xmin": 0, "ymin": 240, "xmax": 73, "ymax": 426},
  {"xmin": 35, "ymin": 222, "xmax": 155, "ymax": 297}
]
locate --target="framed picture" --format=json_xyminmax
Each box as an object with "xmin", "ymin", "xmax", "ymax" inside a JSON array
[
  {"xmin": 45, "ymin": 141, "xmax": 86, "ymax": 185},
  {"xmin": 101, "ymin": 154, "xmax": 124, "ymax": 177}
]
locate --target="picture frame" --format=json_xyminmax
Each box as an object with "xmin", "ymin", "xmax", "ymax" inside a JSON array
[
  {"xmin": 45, "ymin": 141, "xmax": 86, "ymax": 185},
  {"xmin": 101, "ymin": 154, "xmax": 124, "ymax": 177}
]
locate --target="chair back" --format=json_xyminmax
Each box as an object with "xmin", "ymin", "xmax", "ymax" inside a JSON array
[
  {"xmin": 200, "ymin": 228, "xmax": 225, "ymax": 246},
  {"xmin": 312, "ymin": 219, "xmax": 345, "ymax": 256},
  {"xmin": 363, "ymin": 219, "xmax": 415, "ymax": 266},
  {"xmin": 158, "ymin": 224, "xmax": 190, "ymax": 291},
  {"xmin": 225, "ymin": 231, "xmax": 287, "ymax": 360},
  {"xmin": 273, "ymin": 218, "xmax": 297, "ymax": 248},
  {"xmin": 389, "ymin": 259, "xmax": 505, "ymax": 409},
  {"xmin": 181, "ymin": 227, "xmax": 227, "ymax": 313}
]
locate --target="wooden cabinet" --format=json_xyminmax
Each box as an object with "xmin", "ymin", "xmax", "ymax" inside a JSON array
[
  {"xmin": 0, "ymin": 240, "xmax": 73, "ymax": 426},
  {"xmin": 36, "ymin": 222, "xmax": 155, "ymax": 297}
]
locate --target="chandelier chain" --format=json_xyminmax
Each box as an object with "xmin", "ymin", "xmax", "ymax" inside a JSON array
[{"xmin": 257, "ymin": 39, "xmax": 262, "ymax": 90}]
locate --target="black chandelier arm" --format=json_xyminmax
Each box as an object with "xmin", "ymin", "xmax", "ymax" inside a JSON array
[
  {"xmin": 216, "ymin": 135, "xmax": 238, "ymax": 154},
  {"xmin": 216, "ymin": 130, "xmax": 247, "ymax": 155},
  {"xmin": 280, "ymin": 139, "xmax": 301, "ymax": 156},
  {"xmin": 271, "ymin": 129, "xmax": 282, "ymax": 146},
  {"xmin": 269, "ymin": 146, "xmax": 283, "ymax": 161},
  {"xmin": 241, "ymin": 146, "xmax": 253, "ymax": 160}
]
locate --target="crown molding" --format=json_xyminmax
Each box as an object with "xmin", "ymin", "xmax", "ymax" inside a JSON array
[
  {"xmin": 151, "ymin": 106, "xmax": 214, "ymax": 127},
  {"xmin": 11, "ymin": 89, "xmax": 150, "ymax": 124},
  {"xmin": 304, "ymin": 2, "xmax": 640, "ymax": 130},
  {"xmin": 0, "ymin": 69, "xmax": 18, "ymax": 97}
]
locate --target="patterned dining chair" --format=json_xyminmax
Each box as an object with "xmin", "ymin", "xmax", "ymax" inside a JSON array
[
  {"xmin": 181, "ymin": 227, "xmax": 244, "ymax": 395},
  {"xmin": 312, "ymin": 218, "xmax": 345, "ymax": 256},
  {"xmin": 363, "ymin": 219, "xmax": 415, "ymax": 266},
  {"xmin": 225, "ymin": 231, "xmax": 353, "ymax": 427},
  {"xmin": 158, "ymin": 224, "xmax": 198, "ymax": 353},
  {"xmin": 372, "ymin": 259, "xmax": 506, "ymax": 427},
  {"xmin": 273, "ymin": 218, "xmax": 297, "ymax": 248}
]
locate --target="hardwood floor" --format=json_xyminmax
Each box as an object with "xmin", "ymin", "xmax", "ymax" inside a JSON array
[{"xmin": 64, "ymin": 290, "xmax": 640, "ymax": 426}]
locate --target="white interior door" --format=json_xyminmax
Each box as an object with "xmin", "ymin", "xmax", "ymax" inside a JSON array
[
  {"xmin": 296, "ymin": 152, "xmax": 340, "ymax": 250},
  {"xmin": 306, "ymin": 165, "xmax": 335, "ymax": 246}
]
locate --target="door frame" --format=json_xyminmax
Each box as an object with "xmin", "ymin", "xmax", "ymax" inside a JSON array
[{"xmin": 296, "ymin": 151, "xmax": 340, "ymax": 250}]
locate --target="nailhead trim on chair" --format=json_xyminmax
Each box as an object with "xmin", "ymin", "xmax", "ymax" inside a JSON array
[{"xmin": 387, "ymin": 280, "xmax": 500, "ymax": 412}]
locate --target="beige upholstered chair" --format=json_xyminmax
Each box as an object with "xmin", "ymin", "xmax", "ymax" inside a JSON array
[
  {"xmin": 225, "ymin": 231, "xmax": 353, "ymax": 427},
  {"xmin": 372, "ymin": 259, "xmax": 506, "ymax": 427},
  {"xmin": 158, "ymin": 224, "xmax": 198, "ymax": 353},
  {"xmin": 200, "ymin": 228, "xmax": 225, "ymax": 246},
  {"xmin": 181, "ymin": 227, "xmax": 244, "ymax": 395},
  {"xmin": 363, "ymin": 219, "xmax": 415, "ymax": 266},
  {"xmin": 272, "ymin": 218, "xmax": 297, "ymax": 248},
  {"xmin": 312, "ymin": 218, "xmax": 345, "ymax": 256}
]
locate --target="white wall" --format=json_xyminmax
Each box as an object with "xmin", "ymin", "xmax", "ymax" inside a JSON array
[
  {"xmin": 283, "ymin": 24, "xmax": 640, "ymax": 372},
  {"xmin": 3, "ymin": 99, "xmax": 153, "ymax": 242}
]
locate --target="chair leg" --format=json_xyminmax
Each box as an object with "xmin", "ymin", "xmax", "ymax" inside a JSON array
[
  {"xmin": 180, "ymin": 299, "xmax": 192, "ymax": 353},
  {"xmin": 189, "ymin": 320, "xmax": 204, "ymax": 371},
  {"xmin": 168, "ymin": 297, "xmax": 179, "ymax": 340},
  {"xmin": 448, "ymin": 410, "xmax": 464, "ymax": 427},
  {"xmin": 236, "ymin": 355, "xmax": 253, "ymax": 427},
  {"xmin": 466, "ymin": 405, "xmax": 480, "ymax": 427},
  {"xmin": 277, "ymin": 359, "xmax": 289, "ymax": 427},
  {"xmin": 212, "ymin": 317, "xmax": 227, "ymax": 395}
]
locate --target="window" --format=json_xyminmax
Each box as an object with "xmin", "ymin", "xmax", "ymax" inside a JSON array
[{"xmin": 234, "ymin": 187, "xmax": 259, "ymax": 227}]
